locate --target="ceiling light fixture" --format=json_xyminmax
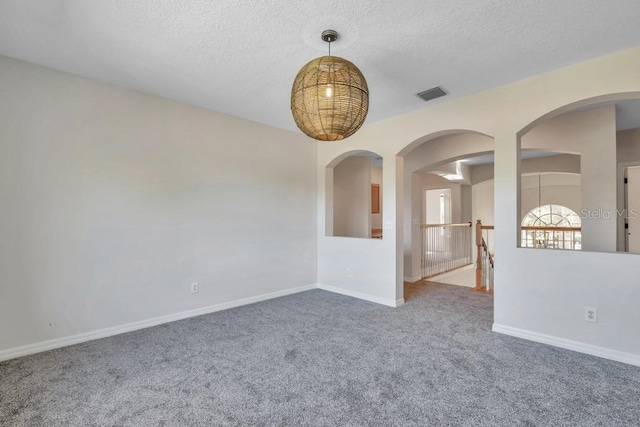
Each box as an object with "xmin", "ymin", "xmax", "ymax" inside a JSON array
[{"xmin": 291, "ymin": 30, "xmax": 369, "ymax": 141}]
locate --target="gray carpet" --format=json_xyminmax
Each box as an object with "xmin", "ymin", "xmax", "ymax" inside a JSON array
[{"xmin": 1, "ymin": 283, "xmax": 639, "ymax": 426}]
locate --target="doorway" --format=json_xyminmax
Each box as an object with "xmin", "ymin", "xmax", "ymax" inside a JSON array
[{"xmin": 625, "ymin": 165, "xmax": 640, "ymax": 253}]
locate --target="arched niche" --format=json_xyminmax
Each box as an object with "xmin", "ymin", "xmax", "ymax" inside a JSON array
[
  {"xmin": 326, "ymin": 150, "xmax": 384, "ymax": 239},
  {"xmin": 516, "ymin": 92, "xmax": 640, "ymax": 253}
]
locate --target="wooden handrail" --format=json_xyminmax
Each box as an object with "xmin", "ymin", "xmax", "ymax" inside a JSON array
[
  {"xmin": 521, "ymin": 226, "xmax": 581, "ymax": 232},
  {"xmin": 420, "ymin": 222, "xmax": 472, "ymax": 228},
  {"xmin": 481, "ymin": 239, "xmax": 494, "ymax": 268}
]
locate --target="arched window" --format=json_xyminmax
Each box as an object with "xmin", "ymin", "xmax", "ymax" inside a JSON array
[{"xmin": 521, "ymin": 205, "xmax": 582, "ymax": 250}]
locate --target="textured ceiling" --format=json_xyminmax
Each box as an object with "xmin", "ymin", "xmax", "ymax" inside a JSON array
[{"xmin": 1, "ymin": 1, "xmax": 640, "ymax": 132}]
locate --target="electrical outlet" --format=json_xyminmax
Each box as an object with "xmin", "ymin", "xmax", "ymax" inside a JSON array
[
  {"xmin": 346, "ymin": 268, "xmax": 352, "ymax": 278},
  {"xmin": 584, "ymin": 307, "xmax": 597, "ymax": 323},
  {"xmin": 190, "ymin": 282, "xmax": 199, "ymax": 294}
]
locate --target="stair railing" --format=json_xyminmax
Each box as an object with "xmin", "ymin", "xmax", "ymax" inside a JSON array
[
  {"xmin": 475, "ymin": 220, "xmax": 494, "ymax": 292},
  {"xmin": 421, "ymin": 222, "xmax": 473, "ymax": 278}
]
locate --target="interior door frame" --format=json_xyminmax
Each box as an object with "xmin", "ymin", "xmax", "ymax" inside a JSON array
[{"xmin": 618, "ymin": 161, "xmax": 640, "ymax": 252}]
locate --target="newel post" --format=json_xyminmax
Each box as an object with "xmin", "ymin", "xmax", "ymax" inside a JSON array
[{"xmin": 475, "ymin": 219, "xmax": 482, "ymax": 289}]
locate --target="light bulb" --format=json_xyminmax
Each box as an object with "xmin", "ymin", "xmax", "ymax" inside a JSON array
[{"xmin": 325, "ymin": 84, "xmax": 333, "ymax": 98}]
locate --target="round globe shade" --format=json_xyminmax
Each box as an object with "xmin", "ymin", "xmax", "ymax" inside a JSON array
[{"xmin": 291, "ymin": 56, "xmax": 369, "ymax": 141}]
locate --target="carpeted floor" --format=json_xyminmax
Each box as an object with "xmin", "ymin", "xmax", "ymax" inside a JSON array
[{"xmin": 1, "ymin": 282, "xmax": 639, "ymax": 426}]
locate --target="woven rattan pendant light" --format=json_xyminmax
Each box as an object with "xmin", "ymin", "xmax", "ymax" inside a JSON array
[{"xmin": 291, "ymin": 30, "xmax": 369, "ymax": 141}]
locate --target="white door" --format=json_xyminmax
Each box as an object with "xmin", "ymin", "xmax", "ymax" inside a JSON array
[{"xmin": 626, "ymin": 166, "xmax": 640, "ymax": 253}]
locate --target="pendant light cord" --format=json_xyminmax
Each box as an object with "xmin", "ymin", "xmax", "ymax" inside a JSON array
[{"xmin": 538, "ymin": 174, "xmax": 541, "ymax": 207}]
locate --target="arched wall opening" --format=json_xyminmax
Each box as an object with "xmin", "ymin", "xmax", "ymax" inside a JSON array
[
  {"xmin": 397, "ymin": 130, "xmax": 495, "ymax": 290},
  {"xmin": 325, "ymin": 150, "xmax": 384, "ymax": 239},
  {"xmin": 516, "ymin": 92, "xmax": 640, "ymax": 254}
]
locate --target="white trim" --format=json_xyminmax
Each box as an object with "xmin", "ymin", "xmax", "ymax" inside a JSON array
[
  {"xmin": 0, "ymin": 284, "xmax": 317, "ymax": 362},
  {"xmin": 403, "ymin": 275, "xmax": 422, "ymax": 283},
  {"xmin": 617, "ymin": 160, "xmax": 640, "ymax": 252},
  {"xmin": 492, "ymin": 323, "xmax": 640, "ymax": 367},
  {"xmin": 317, "ymin": 283, "xmax": 401, "ymax": 307}
]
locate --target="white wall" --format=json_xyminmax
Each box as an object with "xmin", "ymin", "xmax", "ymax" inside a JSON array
[
  {"xmin": 617, "ymin": 128, "xmax": 640, "ymax": 162},
  {"xmin": 425, "ymin": 188, "xmax": 450, "ymax": 224},
  {"xmin": 471, "ymin": 154, "xmax": 580, "ymax": 184},
  {"xmin": 472, "ymin": 179, "xmax": 495, "ymax": 256},
  {"xmin": 521, "ymin": 173, "xmax": 581, "ymax": 216},
  {"xmin": 316, "ymin": 45, "xmax": 640, "ymax": 364},
  {"xmin": 472, "ymin": 180, "xmax": 495, "ymax": 226},
  {"xmin": 333, "ymin": 156, "xmax": 371, "ymax": 238},
  {"xmin": 523, "ymin": 154, "xmax": 581, "ymax": 175},
  {"xmin": 461, "ymin": 185, "xmax": 472, "ymax": 223},
  {"xmin": 0, "ymin": 55, "xmax": 317, "ymax": 355},
  {"xmin": 471, "ymin": 155, "xmax": 580, "ymax": 221}
]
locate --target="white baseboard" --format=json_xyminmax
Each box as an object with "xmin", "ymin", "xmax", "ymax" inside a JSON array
[
  {"xmin": 1, "ymin": 283, "xmax": 409, "ymax": 362},
  {"xmin": 492, "ymin": 323, "xmax": 640, "ymax": 367},
  {"xmin": 403, "ymin": 275, "xmax": 422, "ymax": 283},
  {"xmin": 0, "ymin": 284, "xmax": 317, "ymax": 362},
  {"xmin": 317, "ymin": 283, "xmax": 402, "ymax": 307}
]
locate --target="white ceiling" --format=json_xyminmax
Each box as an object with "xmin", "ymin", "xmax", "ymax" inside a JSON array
[{"xmin": 1, "ymin": 1, "xmax": 640, "ymax": 132}]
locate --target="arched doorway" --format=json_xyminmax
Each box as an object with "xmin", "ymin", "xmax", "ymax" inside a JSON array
[{"xmin": 397, "ymin": 131, "xmax": 495, "ymax": 298}]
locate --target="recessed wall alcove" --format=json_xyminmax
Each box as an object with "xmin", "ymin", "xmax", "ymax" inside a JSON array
[{"xmin": 325, "ymin": 151, "xmax": 384, "ymax": 239}]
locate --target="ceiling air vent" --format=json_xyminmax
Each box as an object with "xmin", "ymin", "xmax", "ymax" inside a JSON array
[{"xmin": 416, "ymin": 86, "xmax": 447, "ymax": 102}]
